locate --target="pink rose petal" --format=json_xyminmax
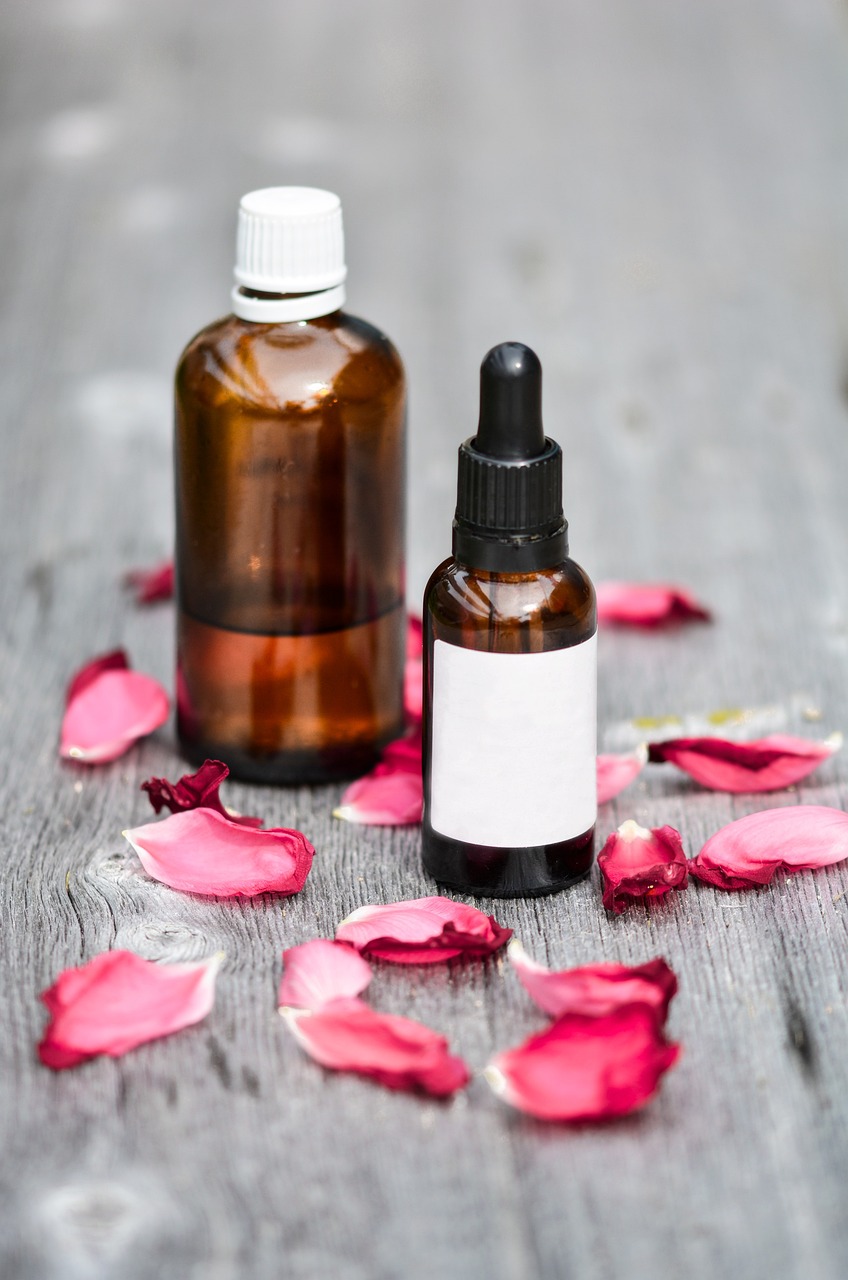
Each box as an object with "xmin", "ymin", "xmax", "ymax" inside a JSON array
[
  {"xmin": 334, "ymin": 733, "xmax": 423, "ymax": 826},
  {"xmin": 598, "ymin": 820, "xmax": 689, "ymax": 914},
  {"xmin": 509, "ymin": 942, "xmax": 678, "ymax": 1023},
  {"xmin": 335, "ymin": 895, "xmax": 512, "ymax": 964},
  {"xmin": 689, "ymin": 804, "xmax": 848, "ymax": 890},
  {"xmin": 596, "ymin": 582, "xmax": 711, "ymax": 627},
  {"xmin": 405, "ymin": 615, "xmax": 424, "ymax": 724},
  {"xmin": 141, "ymin": 759, "xmax": 262, "ymax": 827},
  {"xmin": 282, "ymin": 998, "xmax": 470, "ymax": 1097},
  {"xmin": 279, "ymin": 940, "xmax": 372, "ymax": 1011},
  {"xmin": 60, "ymin": 651, "xmax": 169, "ymax": 764},
  {"xmin": 597, "ymin": 748, "xmax": 648, "ymax": 804},
  {"xmin": 124, "ymin": 559, "xmax": 174, "ymax": 604},
  {"xmin": 124, "ymin": 808, "xmax": 314, "ymax": 898},
  {"xmin": 486, "ymin": 1004, "xmax": 680, "ymax": 1121},
  {"xmin": 648, "ymin": 733, "xmax": 841, "ymax": 794},
  {"xmin": 38, "ymin": 949, "xmax": 220, "ymax": 1069}
]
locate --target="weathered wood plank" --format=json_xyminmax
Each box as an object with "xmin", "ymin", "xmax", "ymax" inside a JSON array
[{"xmin": 1, "ymin": 1, "xmax": 848, "ymax": 1277}]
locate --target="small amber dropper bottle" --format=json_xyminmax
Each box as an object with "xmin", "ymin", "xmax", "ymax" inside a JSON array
[
  {"xmin": 422, "ymin": 342, "xmax": 596, "ymax": 897},
  {"xmin": 174, "ymin": 188, "xmax": 406, "ymax": 783}
]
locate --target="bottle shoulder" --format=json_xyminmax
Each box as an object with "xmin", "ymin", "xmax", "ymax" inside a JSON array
[{"xmin": 175, "ymin": 309, "xmax": 405, "ymax": 412}]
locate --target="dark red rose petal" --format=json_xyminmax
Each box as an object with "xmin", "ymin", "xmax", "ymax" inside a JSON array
[
  {"xmin": 335, "ymin": 895, "xmax": 512, "ymax": 963},
  {"xmin": 141, "ymin": 759, "xmax": 262, "ymax": 827},
  {"xmin": 596, "ymin": 582, "xmax": 711, "ymax": 627},
  {"xmin": 509, "ymin": 942, "xmax": 678, "ymax": 1023},
  {"xmin": 598, "ymin": 820, "xmax": 688, "ymax": 914},
  {"xmin": 647, "ymin": 733, "xmax": 841, "ymax": 794},
  {"xmin": 124, "ymin": 560, "xmax": 175, "ymax": 604}
]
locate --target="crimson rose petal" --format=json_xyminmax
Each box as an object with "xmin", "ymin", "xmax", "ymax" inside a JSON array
[
  {"xmin": 648, "ymin": 733, "xmax": 841, "ymax": 794},
  {"xmin": 509, "ymin": 942, "xmax": 678, "ymax": 1023},
  {"xmin": 597, "ymin": 748, "xmax": 647, "ymax": 804},
  {"xmin": 279, "ymin": 940, "xmax": 372, "ymax": 1011},
  {"xmin": 596, "ymin": 582, "xmax": 711, "ymax": 627},
  {"xmin": 334, "ymin": 734, "xmax": 423, "ymax": 826},
  {"xmin": 124, "ymin": 808, "xmax": 314, "ymax": 898},
  {"xmin": 60, "ymin": 651, "xmax": 169, "ymax": 764},
  {"xmin": 598, "ymin": 820, "xmax": 688, "ymax": 914},
  {"xmin": 38, "ymin": 950, "xmax": 220, "ymax": 1069},
  {"xmin": 124, "ymin": 560, "xmax": 175, "ymax": 604},
  {"xmin": 689, "ymin": 804, "xmax": 848, "ymax": 890},
  {"xmin": 283, "ymin": 998, "xmax": 470, "ymax": 1097},
  {"xmin": 335, "ymin": 895, "xmax": 512, "ymax": 963},
  {"xmin": 141, "ymin": 759, "xmax": 262, "ymax": 827},
  {"xmin": 485, "ymin": 1005, "xmax": 680, "ymax": 1121},
  {"xmin": 405, "ymin": 615, "xmax": 424, "ymax": 724}
]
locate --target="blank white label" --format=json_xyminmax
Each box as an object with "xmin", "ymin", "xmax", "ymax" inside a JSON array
[{"xmin": 430, "ymin": 633, "xmax": 597, "ymax": 847}]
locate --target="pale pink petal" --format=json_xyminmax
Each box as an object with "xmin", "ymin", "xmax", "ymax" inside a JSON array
[
  {"xmin": 141, "ymin": 759, "xmax": 262, "ymax": 827},
  {"xmin": 335, "ymin": 895, "xmax": 512, "ymax": 963},
  {"xmin": 38, "ymin": 950, "xmax": 220, "ymax": 1069},
  {"xmin": 509, "ymin": 942, "xmax": 678, "ymax": 1023},
  {"xmin": 597, "ymin": 747, "xmax": 648, "ymax": 804},
  {"xmin": 282, "ymin": 998, "xmax": 470, "ymax": 1096},
  {"xmin": 60, "ymin": 652, "xmax": 169, "ymax": 764},
  {"xmin": 648, "ymin": 733, "xmax": 841, "ymax": 793},
  {"xmin": 334, "ymin": 733, "xmax": 423, "ymax": 826},
  {"xmin": 598, "ymin": 820, "xmax": 689, "ymax": 914},
  {"xmin": 485, "ymin": 1005, "xmax": 680, "ymax": 1121},
  {"xmin": 124, "ymin": 808, "xmax": 314, "ymax": 898},
  {"xmin": 124, "ymin": 560, "xmax": 174, "ymax": 604},
  {"xmin": 596, "ymin": 582, "xmax": 711, "ymax": 627},
  {"xmin": 689, "ymin": 804, "xmax": 848, "ymax": 890},
  {"xmin": 279, "ymin": 940, "xmax": 372, "ymax": 1011}
]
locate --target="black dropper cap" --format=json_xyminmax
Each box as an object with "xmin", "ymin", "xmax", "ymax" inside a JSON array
[{"xmin": 453, "ymin": 342, "xmax": 567, "ymax": 572}]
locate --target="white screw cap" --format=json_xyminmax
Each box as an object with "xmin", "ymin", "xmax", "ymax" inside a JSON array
[{"xmin": 234, "ymin": 187, "xmax": 347, "ymax": 293}]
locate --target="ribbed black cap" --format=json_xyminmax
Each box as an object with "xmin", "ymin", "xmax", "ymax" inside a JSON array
[{"xmin": 453, "ymin": 343, "xmax": 567, "ymax": 571}]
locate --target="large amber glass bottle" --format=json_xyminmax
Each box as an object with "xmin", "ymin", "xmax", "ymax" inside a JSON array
[
  {"xmin": 175, "ymin": 189, "xmax": 406, "ymax": 783},
  {"xmin": 422, "ymin": 344, "xmax": 596, "ymax": 896}
]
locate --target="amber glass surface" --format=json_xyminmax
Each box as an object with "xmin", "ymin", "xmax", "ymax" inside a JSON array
[
  {"xmin": 422, "ymin": 556, "xmax": 596, "ymax": 896},
  {"xmin": 175, "ymin": 309, "xmax": 406, "ymax": 783}
]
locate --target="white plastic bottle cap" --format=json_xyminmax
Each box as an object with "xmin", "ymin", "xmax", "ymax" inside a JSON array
[{"xmin": 232, "ymin": 187, "xmax": 347, "ymax": 323}]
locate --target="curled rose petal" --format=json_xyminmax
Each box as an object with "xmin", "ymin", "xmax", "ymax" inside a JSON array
[
  {"xmin": 124, "ymin": 808, "xmax": 314, "ymax": 898},
  {"xmin": 279, "ymin": 940, "xmax": 372, "ymax": 1011},
  {"xmin": 597, "ymin": 748, "xmax": 648, "ymax": 804},
  {"xmin": 647, "ymin": 733, "xmax": 841, "ymax": 794},
  {"xmin": 485, "ymin": 1005, "xmax": 680, "ymax": 1121},
  {"xmin": 509, "ymin": 941, "xmax": 678, "ymax": 1024},
  {"xmin": 334, "ymin": 734, "xmax": 423, "ymax": 826},
  {"xmin": 598, "ymin": 820, "xmax": 688, "ymax": 914},
  {"xmin": 689, "ymin": 804, "xmax": 848, "ymax": 890},
  {"xmin": 335, "ymin": 895, "xmax": 512, "ymax": 963},
  {"xmin": 124, "ymin": 559, "xmax": 174, "ymax": 604},
  {"xmin": 141, "ymin": 759, "xmax": 262, "ymax": 827},
  {"xmin": 282, "ymin": 998, "xmax": 470, "ymax": 1097},
  {"xmin": 60, "ymin": 651, "xmax": 169, "ymax": 764},
  {"xmin": 38, "ymin": 950, "xmax": 220, "ymax": 1069},
  {"xmin": 596, "ymin": 582, "xmax": 711, "ymax": 627},
  {"xmin": 405, "ymin": 615, "xmax": 424, "ymax": 724}
]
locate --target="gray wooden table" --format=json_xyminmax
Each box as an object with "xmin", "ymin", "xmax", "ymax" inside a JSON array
[{"xmin": 3, "ymin": 1, "xmax": 848, "ymax": 1276}]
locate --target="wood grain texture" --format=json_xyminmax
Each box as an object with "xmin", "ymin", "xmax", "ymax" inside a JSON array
[{"xmin": 2, "ymin": 1, "xmax": 848, "ymax": 1277}]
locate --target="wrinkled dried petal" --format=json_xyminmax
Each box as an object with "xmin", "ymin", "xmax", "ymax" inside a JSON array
[
  {"xmin": 597, "ymin": 748, "xmax": 648, "ymax": 804},
  {"xmin": 283, "ymin": 998, "xmax": 470, "ymax": 1096},
  {"xmin": 486, "ymin": 1005, "xmax": 680, "ymax": 1121},
  {"xmin": 648, "ymin": 733, "xmax": 841, "ymax": 794},
  {"xmin": 334, "ymin": 734, "xmax": 423, "ymax": 826},
  {"xmin": 60, "ymin": 651, "xmax": 169, "ymax": 764},
  {"xmin": 598, "ymin": 820, "xmax": 688, "ymax": 914},
  {"xmin": 689, "ymin": 804, "xmax": 848, "ymax": 890},
  {"xmin": 141, "ymin": 759, "xmax": 262, "ymax": 827},
  {"xmin": 596, "ymin": 582, "xmax": 711, "ymax": 627},
  {"xmin": 38, "ymin": 950, "xmax": 220, "ymax": 1069},
  {"xmin": 335, "ymin": 895, "xmax": 512, "ymax": 963},
  {"xmin": 405, "ymin": 615, "xmax": 424, "ymax": 723},
  {"xmin": 124, "ymin": 560, "xmax": 174, "ymax": 604},
  {"xmin": 124, "ymin": 808, "xmax": 313, "ymax": 898},
  {"xmin": 279, "ymin": 940, "xmax": 372, "ymax": 1011},
  {"xmin": 509, "ymin": 942, "xmax": 677, "ymax": 1023}
]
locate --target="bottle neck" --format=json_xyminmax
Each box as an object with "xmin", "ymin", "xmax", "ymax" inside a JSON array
[
  {"xmin": 452, "ymin": 520, "xmax": 568, "ymax": 572},
  {"xmin": 231, "ymin": 284, "xmax": 346, "ymax": 323}
]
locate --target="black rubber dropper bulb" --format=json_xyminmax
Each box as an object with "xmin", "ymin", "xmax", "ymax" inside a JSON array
[{"xmin": 453, "ymin": 342, "xmax": 567, "ymax": 572}]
